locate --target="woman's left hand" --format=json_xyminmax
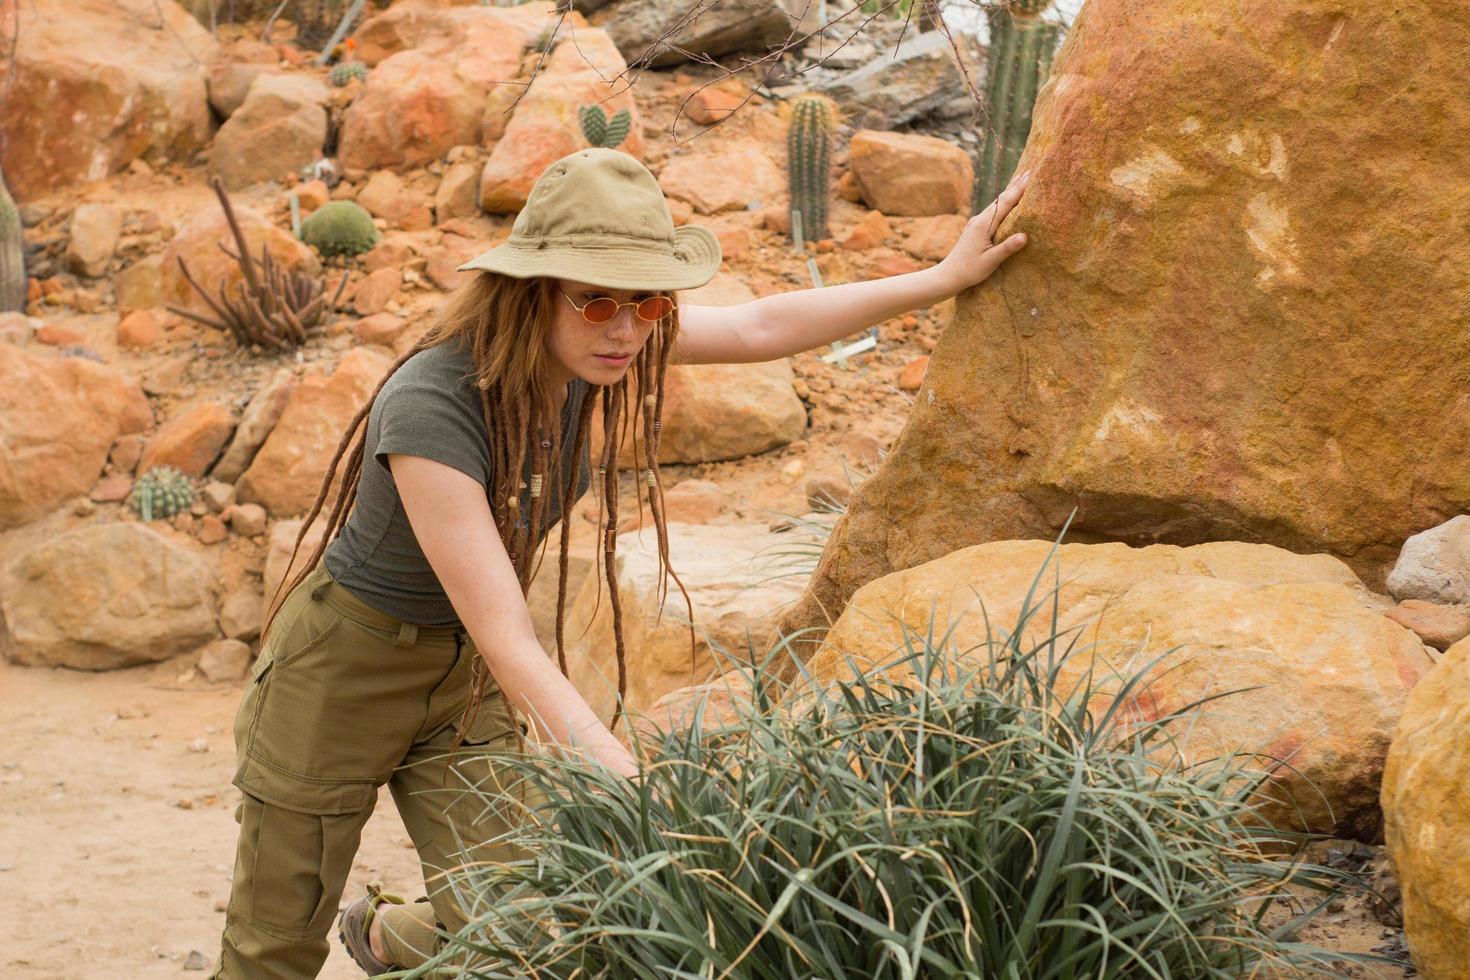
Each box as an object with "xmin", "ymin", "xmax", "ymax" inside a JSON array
[{"xmin": 933, "ymin": 168, "xmax": 1032, "ymax": 293}]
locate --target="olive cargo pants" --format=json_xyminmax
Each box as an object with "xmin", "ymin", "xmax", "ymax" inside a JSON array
[{"xmin": 212, "ymin": 562, "xmax": 533, "ymax": 978}]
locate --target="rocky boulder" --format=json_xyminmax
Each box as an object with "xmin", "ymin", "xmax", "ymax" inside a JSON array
[
  {"xmin": 657, "ymin": 142, "xmax": 785, "ymax": 216},
  {"xmin": 1, "ymin": 0, "xmax": 217, "ymax": 201},
  {"xmin": 815, "ymin": 31, "xmax": 967, "ymax": 130},
  {"xmin": 0, "ymin": 524, "xmax": 218, "ymax": 670},
  {"xmin": 806, "ymin": 540, "xmax": 1432, "ymax": 839},
  {"xmin": 138, "ymin": 401, "xmax": 235, "ymax": 478},
  {"xmin": 590, "ymin": 0, "xmax": 790, "ymax": 69},
  {"xmin": 237, "ymin": 348, "xmax": 391, "ymax": 516},
  {"xmin": 210, "ymin": 73, "xmax": 329, "ymax": 190},
  {"xmin": 1387, "ymin": 516, "xmax": 1470, "ymax": 606},
  {"xmin": 210, "ymin": 368, "xmax": 299, "ymax": 483},
  {"xmin": 0, "ymin": 344, "xmax": 152, "ymax": 529},
  {"xmin": 846, "ymin": 130, "xmax": 974, "ymax": 217},
  {"xmin": 478, "ymin": 30, "xmax": 644, "ymax": 213},
  {"xmin": 1382, "ymin": 636, "xmax": 1470, "ymax": 979},
  {"xmin": 161, "ymin": 204, "xmax": 321, "ymax": 319},
  {"xmin": 781, "ymin": 0, "xmax": 1470, "ymax": 644},
  {"xmin": 562, "ymin": 523, "xmax": 811, "ymax": 725}
]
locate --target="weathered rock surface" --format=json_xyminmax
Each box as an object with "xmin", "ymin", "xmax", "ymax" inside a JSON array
[
  {"xmin": 478, "ymin": 30, "xmax": 644, "ymax": 213},
  {"xmin": 0, "ymin": 344, "xmax": 152, "ymax": 529},
  {"xmin": 1388, "ymin": 516, "xmax": 1470, "ymax": 606},
  {"xmin": 0, "ymin": 524, "xmax": 218, "ymax": 670},
  {"xmin": 591, "ymin": 0, "xmax": 791, "ymax": 69},
  {"xmin": 782, "ymin": 0, "xmax": 1470, "ymax": 643},
  {"xmin": 65, "ymin": 204, "xmax": 124, "ymax": 278},
  {"xmin": 815, "ymin": 31, "xmax": 966, "ymax": 130},
  {"xmin": 0, "ymin": 0, "xmax": 218, "ymax": 201},
  {"xmin": 197, "ymin": 639, "xmax": 251, "ymax": 682},
  {"xmin": 1383, "ymin": 600, "xmax": 1470, "ymax": 653},
  {"xmin": 808, "ymin": 540, "xmax": 1432, "ymax": 838},
  {"xmin": 847, "ymin": 130, "xmax": 973, "ymax": 216},
  {"xmin": 210, "ymin": 73, "xmax": 328, "ymax": 190},
  {"xmin": 211, "ymin": 368, "xmax": 299, "ymax": 483},
  {"xmin": 138, "ymin": 401, "xmax": 235, "ymax": 479},
  {"xmin": 562, "ymin": 523, "xmax": 810, "ymax": 724},
  {"xmin": 1382, "ymin": 636, "xmax": 1470, "ymax": 980},
  {"xmin": 657, "ymin": 142, "xmax": 785, "ymax": 215},
  {"xmin": 237, "ymin": 348, "xmax": 390, "ymax": 516}
]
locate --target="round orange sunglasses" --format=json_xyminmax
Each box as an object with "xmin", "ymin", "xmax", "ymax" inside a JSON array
[{"xmin": 560, "ymin": 288, "xmax": 674, "ymax": 324}]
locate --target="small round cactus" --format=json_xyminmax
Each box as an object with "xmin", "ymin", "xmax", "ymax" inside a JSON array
[
  {"xmin": 330, "ymin": 61, "xmax": 367, "ymax": 87},
  {"xmin": 300, "ymin": 200, "xmax": 380, "ymax": 259},
  {"xmin": 131, "ymin": 465, "xmax": 194, "ymax": 522}
]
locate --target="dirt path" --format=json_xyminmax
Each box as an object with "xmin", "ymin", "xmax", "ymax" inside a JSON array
[{"xmin": 0, "ymin": 658, "xmax": 423, "ymax": 978}]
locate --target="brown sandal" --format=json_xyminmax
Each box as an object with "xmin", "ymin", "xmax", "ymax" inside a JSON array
[{"xmin": 337, "ymin": 882, "xmax": 404, "ymax": 976}]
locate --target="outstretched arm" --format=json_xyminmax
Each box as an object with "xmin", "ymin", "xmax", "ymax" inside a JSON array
[
  {"xmin": 672, "ymin": 170, "xmax": 1031, "ymax": 366},
  {"xmin": 389, "ymin": 452, "xmax": 640, "ymax": 779}
]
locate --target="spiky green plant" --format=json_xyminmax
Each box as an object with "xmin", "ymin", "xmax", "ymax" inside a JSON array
[
  {"xmin": 131, "ymin": 466, "xmax": 194, "ymax": 521},
  {"xmin": 973, "ymin": 2, "xmax": 1063, "ymax": 212},
  {"xmin": 329, "ymin": 60, "xmax": 367, "ymax": 86},
  {"xmin": 0, "ymin": 166, "xmax": 25, "ymax": 313},
  {"xmin": 299, "ymin": 200, "xmax": 379, "ymax": 258},
  {"xmin": 787, "ymin": 94, "xmax": 835, "ymax": 245},
  {"xmin": 402, "ymin": 539, "xmax": 1372, "ymax": 979},
  {"xmin": 578, "ymin": 104, "xmax": 631, "ymax": 150}
]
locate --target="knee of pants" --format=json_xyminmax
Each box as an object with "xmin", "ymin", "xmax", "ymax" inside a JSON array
[{"xmin": 227, "ymin": 792, "xmax": 372, "ymax": 943}]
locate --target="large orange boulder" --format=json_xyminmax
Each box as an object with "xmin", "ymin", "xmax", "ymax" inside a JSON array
[
  {"xmin": 0, "ymin": 0, "xmax": 217, "ymax": 202},
  {"xmin": 0, "ymin": 344, "xmax": 153, "ymax": 529},
  {"xmin": 478, "ymin": 29, "xmax": 644, "ymax": 213},
  {"xmin": 781, "ymin": 0, "xmax": 1470, "ymax": 644},
  {"xmin": 1382, "ymin": 637, "xmax": 1470, "ymax": 980},
  {"xmin": 808, "ymin": 539, "xmax": 1434, "ymax": 839}
]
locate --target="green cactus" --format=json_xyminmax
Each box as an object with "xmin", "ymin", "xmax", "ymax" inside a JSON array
[
  {"xmin": 299, "ymin": 200, "xmax": 379, "ymax": 259},
  {"xmin": 0, "ymin": 166, "xmax": 25, "ymax": 313},
  {"xmin": 579, "ymin": 105, "xmax": 632, "ymax": 150},
  {"xmin": 973, "ymin": 2, "xmax": 1062, "ymax": 213},
  {"xmin": 329, "ymin": 60, "xmax": 367, "ymax": 87},
  {"xmin": 787, "ymin": 94, "xmax": 836, "ymax": 244},
  {"xmin": 131, "ymin": 466, "xmax": 194, "ymax": 522}
]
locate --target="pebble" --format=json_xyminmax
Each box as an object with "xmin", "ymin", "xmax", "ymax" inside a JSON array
[
  {"xmin": 187, "ymin": 738, "xmax": 210, "ymax": 754},
  {"xmin": 116, "ymin": 703, "xmax": 151, "ymax": 719},
  {"xmin": 184, "ymin": 950, "xmax": 209, "ymax": 970}
]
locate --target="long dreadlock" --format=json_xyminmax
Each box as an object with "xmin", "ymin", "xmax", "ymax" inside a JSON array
[{"xmin": 258, "ymin": 270, "xmax": 694, "ymax": 752}]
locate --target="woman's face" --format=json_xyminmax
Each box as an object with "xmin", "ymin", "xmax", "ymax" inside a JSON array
[{"xmin": 544, "ymin": 278, "xmax": 663, "ymax": 387}]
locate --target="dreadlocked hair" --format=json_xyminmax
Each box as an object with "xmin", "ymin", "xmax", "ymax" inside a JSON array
[{"xmin": 257, "ymin": 270, "xmax": 694, "ymax": 759}]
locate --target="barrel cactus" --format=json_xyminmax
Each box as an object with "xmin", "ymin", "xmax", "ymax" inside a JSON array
[
  {"xmin": 579, "ymin": 104, "xmax": 631, "ymax": 150},
  {"xmin": 131, "ymin": 466, "xmax": 195, "ymax": 522},
  {"xmin": 973, "ymin": 0, "xmax": 1062, "ymax": 211},
  {"xmin": 0, "ymin": 166, "xmax": 25, "ymax": 312},
  {"xmin": 787, "ymin": 94, "xmax": 836, "ymax": 244},
  {"xmin": 329, "ymin": 60, "xmax": 367, "ymax": 86},
  {"xmin": 299, "ymin": 200, "xmax": 379, "ymax": 258}
]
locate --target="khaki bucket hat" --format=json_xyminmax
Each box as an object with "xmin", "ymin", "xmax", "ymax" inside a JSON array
[{"xmin": 457, "ymin": 147, "xmax": 723, "ymax": 292}]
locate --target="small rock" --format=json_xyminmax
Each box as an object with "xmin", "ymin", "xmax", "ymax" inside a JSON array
[
  {"xmin": 295, "ymin": 179, "xmax": 330, "ymax": 210},
  {"xmin": 229, "ymin": 502, "xmax": 268, "ymax": 536},
  {"xmin": 187, "ymin": 737, "xmax": 210, "ymax": 753},
  {"xmin": 72, "ymin": 496, "xmax": 96, "ymax": 516},
  {"xmin": 213, "ymin": 897, "xmax": 228, "ymax": 913},
  {"xmin": 116, "ymin": 308, "xmax": 162, "ymax": 349},
  {"xmin": 35, "ymin": 323, "xmax": 86, "ymax": 346},
  {"xmin": 663, "ymin": 479, "xmax": 724, "ymax": 524},
  {"xmin": 805, "ymin": 473, "xmax": 852, "ymax": 510},
  {"xmin": 110, "ymin": 434, "xmax": 146, "ymax": 475},
  {"xmin": 898, "ymin": 355, "xmax": 929, "ymax": 391},
  {"xmin": 353, "ymin": 312, "xmax": 406, "ymax": 346},
  {"xmin": 201, "ymin": 481, "xmax": 236, "ymax": 512},
  {"xmin": 198, "ymin": 514, "xmax": 228, "ymax": 545},
  {"xmin": 65, "ymin": 203, "xmax": 124, "ymax": 278},
  {"xmin": 219, "ymin": 587, "xmax": 264, "ymax": 641},
  {"xmin": 116, "ymin": 703, "xmax": 151, "ymax": 719},
  {"xmin": 780, "ymin": 458, "xmax": 805, "ymax": 484},
  {"xmin": 1383, "ymin": 599, "xmax": 1470, "ymax": 651},
  {"xmin": 90, "ymin": 474, "xmax": 134, "ymax": 503},
  {"xmin": 197, "ymin": 639, "xmax": 251, "ymax": 683}
]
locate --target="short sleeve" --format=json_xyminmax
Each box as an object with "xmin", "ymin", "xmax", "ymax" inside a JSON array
[{"xmin": 373, "ymin": 381, "xmax": 491, "ymax": 487}]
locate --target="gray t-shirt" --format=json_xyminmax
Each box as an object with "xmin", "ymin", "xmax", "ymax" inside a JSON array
[{"xmin": 323, "ymin": 340, "xmax": 593, "ymax": 625}]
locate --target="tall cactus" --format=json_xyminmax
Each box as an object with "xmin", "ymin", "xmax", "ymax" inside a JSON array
[
  {"xmin": 787, "ymin": 94, "xmax": 836, "ymax": 244},
  {"xmin": 579, "ymin": 105, "xmax": 632, "ymax": 149},
  {"xmin": 0, "ymin": 166, "xmax": 25, "ymax": 313},
  {"xmin": 973, "ymin": 1, "xmax": 1062, "ymax": 212}
]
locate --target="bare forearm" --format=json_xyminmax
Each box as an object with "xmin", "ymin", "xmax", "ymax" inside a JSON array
[
  {"xmin": 466, "ymin": 620, "xmax": 636, "ymax": 776},
  {"xmin": 749, "ymin": 265, "xmax": 961, "ymax": 360}
]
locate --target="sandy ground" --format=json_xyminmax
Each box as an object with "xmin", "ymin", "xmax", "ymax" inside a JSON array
[
  {"xmin": 0, "ymin": 658, "xmax": 424, "ymax": 979},
  {"xmin": 2, "ymin": 652, "xmax": 1416, "ymax": 979}
]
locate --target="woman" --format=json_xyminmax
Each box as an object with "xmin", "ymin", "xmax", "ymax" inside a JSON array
[{"xmin": 210, "ymin": 147, "xmax": 1030, "ymax": 977}]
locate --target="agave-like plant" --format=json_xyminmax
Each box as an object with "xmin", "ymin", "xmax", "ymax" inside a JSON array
[{"xmin": 402, "ymin": 538, "xmax": 1375, "ymax": 979}]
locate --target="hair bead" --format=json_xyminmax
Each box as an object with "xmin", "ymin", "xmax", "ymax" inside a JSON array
[{"xmin": 530, "ymin": 473, "xmax": 544, "ymax": 498}]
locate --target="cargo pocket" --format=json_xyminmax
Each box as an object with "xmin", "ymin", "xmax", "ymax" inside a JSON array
[{"xmin": 236, "ymin": 791, "xmax": 373, "ymax": 942}]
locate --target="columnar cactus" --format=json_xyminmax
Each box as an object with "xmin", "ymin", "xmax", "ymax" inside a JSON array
[
  {"xmin": 0, "ymin": 166, "xmax": 25, "ymax": 313},
  {"xmin": 579, "ymin": 105, "xmax": 632, "ymax": 150},
  {"xmin": 131, "ymin": 466, "xmax": 195, "ymax": 522},
  {"xmin": 973, "ymin": 2, "xmax": 1062, "ymax": 212},
  {"xmin": 787, "ymin": 94, "xmax": 836, "ymax": 244}
]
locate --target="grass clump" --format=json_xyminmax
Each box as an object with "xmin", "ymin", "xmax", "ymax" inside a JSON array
[{"xmin": 403, "ymin": 543, "xmax": 1366, "ymax": 979}]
